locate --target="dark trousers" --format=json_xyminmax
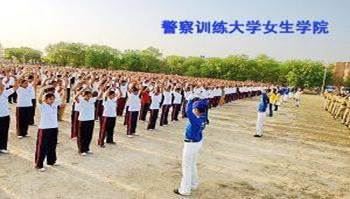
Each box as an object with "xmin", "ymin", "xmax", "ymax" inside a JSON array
[
  {"xmin": 269, "ymin": 103, "xmax": 273, "ymax": 117},
  {"xmin": 139, "ymin": 103, "xmax": 150, "ymax": 121},
  {"xmin": 160, "ymin": 104, "xmax": 170, "ymax": 126},
  {"xmin": 77, "ymin": 120, "xmax": 94, "ymax": 153},
  {"xmin": 147, "ymin": 109, "xmax": 159, "ymax": 130},
  {"xmin": 98, "ymin": 117, "xmax": 116, "ymax": 146},
  {"xmin": 29, "ymin": 99, "xmax": 36, "ymax": 125},
  {"xmin": 127, "ymin": 111, "xmax": 139, "ymax": 135},
  {"xmin": 66, "ymin": 88, "xmax": 71, "ymax": 103},
  {"xmin": 35, "ymin": 128, "xmax": 58, "ymax": 168},
  {"xmin": 95, "ymin": 100, "xmax": 103, "ymax": 120},
  {"xmin": 0, "ymin": 116, "xmax": 10, "ymax": 150},
  {"xmin": 123, "ymin": 106, "xmax": 129, "ymax": 125},
  {"xmin": 171, "ymin": 104, "xmax": 181, "ymax": 121},
  {"xmin": 71, "ymin": 108, "xmax": 79, "ymax": 139},
  {"xmin": 8, "ymin": 87, "xmax": 17, "ymax": 103},
  {"xmin": 117, "ymin": 98, "xmax": 127, "ymax": 116},
  {"xmin": 274, "ymin": 104, "xmax": 279, "ymax": 111},
  {"xmin": 16, "ymin": 107, "xmax": 31, "ymax": 136},
  {"xmin": 182, "ymin": 100, "xmax": 188, "ymax": 118}
]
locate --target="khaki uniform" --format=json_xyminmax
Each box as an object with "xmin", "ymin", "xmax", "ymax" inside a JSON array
[
  {"xmin": 334, "ymin": 97, "xmax": 346, "ymax": 119},
  {"xmin": 342, "ymin": 98, "xmax": 350, "ymax": 125}
]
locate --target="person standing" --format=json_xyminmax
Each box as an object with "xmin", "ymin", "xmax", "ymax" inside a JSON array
[
  {"xmin": 160, "ymin": 86, "xmax": 172, "ymax": 126},
  {"xmin": 126, "ymin": 86, "xmax": 141, "ymax": 138},
  {"xmin": 34, "ymin": 90, "xmax": 59, "ymax": 172},
  {"xmin": 16, "ymin": 77, "xmax": 34, "ymax": 138},
  {"xmin": 294, "ymin": 88, "xmax": 303, "ymax": 107},
  {"xmin": 0, "ymin": 78, "xmax": 18, "ymax": 153},
  {"xmin": 139, "ymin": 86, "xmax": 151, "ymax": 121},
  {"xmin": 174, "ymin": 98, "xmax": 208, "ymax": 197},
  {"xmin": 75, "ymin": 89, "xmax": 97, "ymax": 156},
  {"xmin": 254, "ymin": 90, "xmax": 269, "ymax": 138},
  {"xmin": 147, "ymin": 87, "xmax": 162, "ymax": 130},
  {"xmin": 171, "ymin": 87, "xmax": 182, "ymax": 121},
  {"xmin": 98, "ymin": 89, "xmax": 119, "ymax": 147}
]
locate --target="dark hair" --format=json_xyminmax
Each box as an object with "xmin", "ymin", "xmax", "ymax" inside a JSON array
[
  {"xmin": 44, "ymin": 93, "xmax": 55, "ymax": 100},
  {"xmin": 108, "ymin": 90, "xmax": 115, "ymax": 96},
  {"xmin": 83, "ymin": 90, "xmax": 92, "ymax": 96}
]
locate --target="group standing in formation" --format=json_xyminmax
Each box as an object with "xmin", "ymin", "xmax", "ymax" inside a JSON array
[
  {"xmin": 0, "ymin": 64, "xmax": 266, "ymax": 172},
  {"xmin": 323, "ymin": 91, "xmax": 350, "ymax": 128}
]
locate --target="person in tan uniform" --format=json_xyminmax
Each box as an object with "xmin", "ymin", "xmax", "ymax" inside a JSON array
[
  {"xmin": 334, "ymin": 95, "xmax": 346, "ymax": 119},
  {"xmin": 341, "ymin": 96, "xmax": 350, "ymax": 125}
]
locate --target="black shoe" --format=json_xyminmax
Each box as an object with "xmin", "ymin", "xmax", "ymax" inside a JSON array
[
  {"xmin": 254, "ymin": 134, "xmax": 262, "ymax": 138},
  {"xmin": 173, "ymin": 189, "xmax": 190, "ymax": 196},
  {"xmin": 107, "ymin": 142, "xmax": 116, "ymax": 145}
]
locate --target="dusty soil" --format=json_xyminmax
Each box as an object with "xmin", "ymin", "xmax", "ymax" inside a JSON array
[{"xmin": 0, "ymin": 95, "xmax": 349, "ymax": 199}]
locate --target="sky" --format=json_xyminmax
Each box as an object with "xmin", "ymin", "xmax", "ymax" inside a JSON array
[{"xmin": 0, "ymin": 0, "xmax": 349, "ymax": 63}]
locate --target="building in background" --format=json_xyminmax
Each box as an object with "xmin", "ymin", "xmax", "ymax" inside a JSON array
[{"xmin": 334, "ymin": 62, "xmax": 350, "ymax": 82}]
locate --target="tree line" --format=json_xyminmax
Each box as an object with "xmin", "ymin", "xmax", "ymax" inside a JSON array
[{"xmin": 1, "ymin": 42, "xmax": 336, "ymax": 88}]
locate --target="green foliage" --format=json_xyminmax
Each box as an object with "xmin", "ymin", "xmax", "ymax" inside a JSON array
[
  {"xmin": 4, "ymin": 47, "xmax": 42, "ymax": 64},
  {"xmin": 2, "ymin": 42, "xmax": 333, "ymax": 88}
]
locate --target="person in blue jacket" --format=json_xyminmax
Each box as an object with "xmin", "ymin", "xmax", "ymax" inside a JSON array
[
  {"xmin": 254, "ymin": 89, "xmax": 269, "ymax": 137},
  {"xmin": 174, "ymin": 97, "xmax": 208, "ymax": 196}
]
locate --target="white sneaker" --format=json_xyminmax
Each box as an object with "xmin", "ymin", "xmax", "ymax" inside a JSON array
[
  {"xmin": 17, "ymin": 136, "xmax": 23, "ymax": 139},
  {"xmin": 87, "ymin": 151, "xmax": 93, "ymax": 154},
  {"xmin": 24, "ymin": 135, "xmax": 30, "ymax": 137},
  {"xmin": 48, "ymin": 163, "xmax": 59, "ymax": 167},
  {"xmin": 0, "ymin": 149, "xmax": 9, "ymax": 154},
  {"xmin": 38, "ymin": 167, "xmax": 46, "ymax": 172},
  {"xmin": 81, "ymin": 152, "xmax": 87, "ymax": 156},
  {"xmin": 133, "ymin": 134, "xmax": 140, "ymax": 136},
  {"xmin": 127, "ymin": 135, "xmax": 134, "ymax": 138}
]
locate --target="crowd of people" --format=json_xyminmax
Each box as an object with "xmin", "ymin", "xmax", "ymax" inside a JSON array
[
  {"xmin": 0, "ymin": 64, "xmax": 267, "ymax": 170},
  {"xmin": 323, "ymin": 92, "xmax": 350, "ymax": 128}
]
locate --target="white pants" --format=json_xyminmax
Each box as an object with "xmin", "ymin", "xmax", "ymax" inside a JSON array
[
  {"xmin": 179, "ymin": 141, "xmax": 202, "ymax": 195},
  {"xmin": 256, "ymin": 112, "xmax": 266, "ymax": 136},
  {"xmin": 283, "ymin": 94, "xmax": 288, "ymax": 102}
]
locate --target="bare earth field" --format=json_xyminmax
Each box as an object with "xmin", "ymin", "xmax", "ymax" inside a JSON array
[{"xmin": 0, "ymin": 95, "xmax": 349, "ymax": 199}]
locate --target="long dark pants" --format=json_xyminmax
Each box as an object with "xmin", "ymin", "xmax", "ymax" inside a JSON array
[
  {"xmin": 147, "ymin": 109, "xmax": 159, "ymax": 130},
  {"xmin": 66, "ymin": 88, "xmax": 71, "ymax": 103},
  {"xmin": 139, "ymin": 103, "xmax": 150, "ymax": 121},
  {"xmin": 77, "ymin": 120, "xmax": 94, "ymax": 153},
  {"xmin": 171, "ymin": 104, "xmax": 181, "ymax": 121},
  {"xmin": 29, "ymin": 99, "xmax": 36, "ymax": 125},
  {"xmin": 274, "ymin": 104, "xmax": 279, "ymax": 111},
  {"xmin": 95, "ymin": 100, "xmax": 103, "ymax": 120},
  {"xmin": 98, "ymin": 117, "xmax": 116, "ymax": 146},
  {"xmin": 269, "ymin": 103, "xmax": 273, "ymax": 117},
  {"xmin": 16, "ymin": 107, "xmax": 31, "ymax": 136},
  {"xmin": 160, "ymin": 104, "xmax": 170, "ymax": 126},
  {"xmin": 8, "ymin": 87, "xmax": 17, "ymax": 103},
  {"xmin": 0, "ymin": 116, "xmax": 10, "ymax": 150},
  {"xmin": 71, "ymin": 107, "xmax": 79, "ymax": 139},
  {"xmin": 182, "ymin": 100, "xmax": 188, "ymax": 118},
  {"xmin": 35, "ymin": 128, "xmax": 58, "ymax": 168},
  {"xmin": 117, "ymin": 98, "xmax": 127, "ymax": 116},
  {"xmin": 127, "ymin": 111, "xmax": 139, "ymax": 135}
]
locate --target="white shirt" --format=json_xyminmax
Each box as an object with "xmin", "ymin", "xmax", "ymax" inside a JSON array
[
  {"xmin": 120, "ymin": 84, "xmax": 128, "ymax": 98},
  {"xmin": 28, "ymin": 84, "xmax": 36, "ymax": 99},
  {"xmin": 54, "ymin": 91, "xmax": 62, "ymax": 106},
  {"xmin": 38, "ymin": 102, "xmax": 59, "ymax": 129},
  {"xmin": 162, "ymin": 91, "xmax": 172, "ymax": 105},
  {"xmin": 102, "ymin": 98, "xmax": 117, "ymax": 117},
  {"xmin": 77, "ymin": 96, "xmax": 97, "ymax": 121},
  {"xmin": 16, "ymin": 87, "xmax": 33, "ymax": 107},
  {"xmin": 172, "ymin": 91, "xmax": 182, "ymax": 104},
  {"xmin": 0, "ymin": 89, "xmax": 14, "ymax": 117},
  {"xmin": 150, "ymin": 93, "xmax": 162, "ymax": 110},
  {"xmin": 126, "ymin": 93, "xmax": 141, "ymax": 111}
]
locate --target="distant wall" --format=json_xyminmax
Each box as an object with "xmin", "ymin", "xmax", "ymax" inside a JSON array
[{"xmin": 334, "ymin": 62, "xmax": 350, "ymax": 81}]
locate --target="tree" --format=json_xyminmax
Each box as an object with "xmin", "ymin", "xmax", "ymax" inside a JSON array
[
  {"xmin": 45, "ymin": 42, "xmax": 86, "ymax": 66},
  {"xmin": 4, "ymin": 47, "xmax": 42, "ymax": 63}
]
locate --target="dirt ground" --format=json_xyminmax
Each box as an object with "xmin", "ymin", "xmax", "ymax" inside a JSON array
[{"xmin": 0, "ymin": 95, "xmax": 349, "ymax": 199}]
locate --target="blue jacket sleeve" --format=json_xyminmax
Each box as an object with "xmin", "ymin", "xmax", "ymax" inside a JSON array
[{"xmin": 186, "ymin": 100, "xmax": 202, "ymax": 127}]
